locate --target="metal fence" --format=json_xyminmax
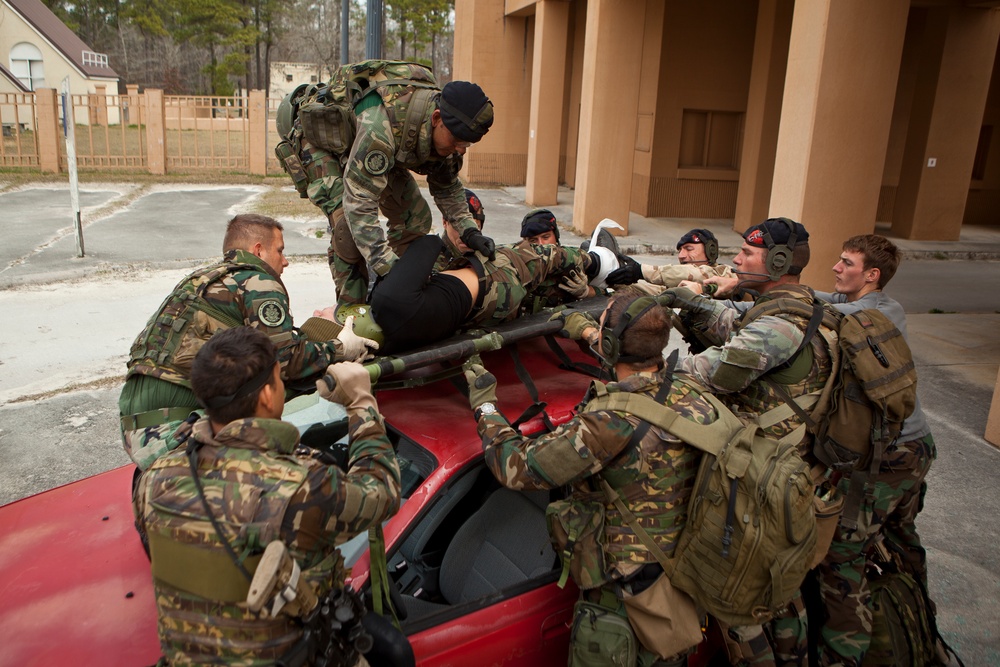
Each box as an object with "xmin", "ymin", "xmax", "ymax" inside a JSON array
[{"xmin": 0, "ymin": 93, "xmax": 39, "ymax": 168}]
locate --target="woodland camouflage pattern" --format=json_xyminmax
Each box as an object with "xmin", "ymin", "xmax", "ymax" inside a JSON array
[
  {"xmin": 476, "ymin": 369, "xmax": 711, "ymax": 581},
  {"xmin": 641, "ymin": 262, "xmax": 735, "ymax": 288},
  {"xmin": 292, "ymin": 65, "xmax": 479, "ymax": 304},
  {"xmin": 126, "ymin": 249, "xmax": 345, "ymax": 387},
  {"xmin": 133, "ymin": 413, "xmax": 400, "ymax": 666}
]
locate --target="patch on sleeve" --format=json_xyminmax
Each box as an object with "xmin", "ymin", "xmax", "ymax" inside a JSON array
[
  {"xmin": 363, "ymin": 149, "xmax": 391, "ymax": 176},
  {"xmin": 257, "ymin": 299, "xmax": 287, "ymax": 327}
]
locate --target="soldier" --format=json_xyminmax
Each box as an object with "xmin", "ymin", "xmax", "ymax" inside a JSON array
[
  {"xmin": 368, "ymin": 233, "xmax": 615, "ymax": 353},
  {"xmin": 812, "ymin": 235, "xmax": 937, "ymax": 667},
  {"xmin": 281, "ymin": 61, "xmax": 496, "ymax": 306},
  {"xmin": 120, "ymin": 213, "xmax": 378, "ymax": 471},
  {"xmin": 607, "ymin": 228, "xmax": 735, "ymax": 291},
  {"xmin": 434, "ymin": 188, "xmax": 488, "ymax": 270},
  {"xmin": 663, "ymin": 217, "xmax": 833, "ymax": 667},
  {"xmin": 133, "ymin": 326, "xmax": 404, "ymax": 666},
  {"xmin": 461, "ymin": 286, "xmax": 716, "ymax": 666},
  {"xmin": 517, "ymin": 208, "xmax": 609, "ymax": 314}
]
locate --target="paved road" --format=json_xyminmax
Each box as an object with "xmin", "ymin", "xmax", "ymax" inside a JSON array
[{"xmin": 0, "ymin": 183, "xmax": 998, "ymax": 663}]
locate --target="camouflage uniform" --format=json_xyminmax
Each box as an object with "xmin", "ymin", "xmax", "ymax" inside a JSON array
[
  {"xmin": 676, "ymin": 284, "xmax": 835, "ymax": 667},
  {"xmin": 476, "ymin": 369, "xmax": 714, "ymax": 665},
  {"xmin": 641, "ymin": 262, "xmax": 735, "ymax": 288},
  {"xmin": 133, "ymin": 412, "xmax": 400, "ymax": 666},
  {"xmin": 120, "ymin": 249, "xmax": 347, "ymax": 468},
  {"xmin": 517, "ymin": 269, "xmax": 609, "ymax": 316},
  {"xmin": 295, "ymin": 80, "xmax": 480, "ymax": 305},
  {"xmin": 812, "ymin": 291, "xmax": 936, "ymax": 667}
]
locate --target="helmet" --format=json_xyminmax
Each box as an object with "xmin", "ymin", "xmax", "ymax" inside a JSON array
[
  {"xmin": 335, "ymin": 303, "xmax": 384, "ymax": 347},
  {"xmin": 276, "ymin": 84, "xmax": 310, "ymax": 139}
]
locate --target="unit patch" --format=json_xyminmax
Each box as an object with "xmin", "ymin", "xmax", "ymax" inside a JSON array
[
  {"xmin": 257, "ymin": 300, "xmax": 287, "ymax": 327},
  {"xmin": 364, "ymin": 149, "xmax": 390, "ymax": 175}
]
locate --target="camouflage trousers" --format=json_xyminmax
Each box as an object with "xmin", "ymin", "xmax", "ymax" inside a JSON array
[
  {"xmin": 816, "ymin": 434, "xmax": 936, "ymax": 667},
  {"xmin": 724, "ymin": 590, "xmax": 809, "ymax": 667}
]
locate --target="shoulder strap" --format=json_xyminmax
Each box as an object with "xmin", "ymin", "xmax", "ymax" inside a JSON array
[{"xmin": 397, "ymin": 87, "xmax": 437, "ymax": 163}]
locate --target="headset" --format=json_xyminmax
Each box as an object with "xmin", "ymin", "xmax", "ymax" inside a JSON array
[
  {"xmin": 597, "ymin": 293, "xmax": 674, "ymax": 369},
  {"xmin": 699, "ymin": 230, "xmax": 720, "ymax": 265},
  {"xmin": 761, "ymin": 217, "xmax": 799, "ymax": 281}
]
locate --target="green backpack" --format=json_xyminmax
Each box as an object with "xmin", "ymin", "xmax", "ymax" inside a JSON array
[{"xmin": 584, "ymin": 380, "xmax": 818, "ymax": 627}]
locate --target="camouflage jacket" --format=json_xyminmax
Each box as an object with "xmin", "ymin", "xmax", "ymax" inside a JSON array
[
  {"xmin": 126, "ymin": 249, "xmax": 344, "ymax": 388},
  {"xmin": 676, "ymin": 283, "xmax": 833, "ymax": 441},
  {"xmin": 518, "ymin": 275, "xmax": 609, "ymax": 316},
  {"xmin": 476, "ymin": 370, "xmax": 712, "ymax": 581},
  {"xmin": 448, "ymin": 240, "xmax": 593, "ymax": 327},
  {"xmin": 641, "ymin": 262, "xmax": 735, "ymax": 287},
  {"xmin": 341, "ymin": 93, "xmax": 479, "ymax": 276},
  {"xmin": 133, "ymin": 414, "xmax": 400, "ymax": 666}
]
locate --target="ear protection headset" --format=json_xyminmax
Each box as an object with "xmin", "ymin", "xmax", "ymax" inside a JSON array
[
  {"xmin": 698, "ymin": 230, "xmax": 719, "ymax": 265},
  {"xmin": 761, "ymin": 217, "xmax": 798, "ymax": 281},
  {"xmin": 598, "ymin": 293, "xmax": 673, "ymax": 368}
]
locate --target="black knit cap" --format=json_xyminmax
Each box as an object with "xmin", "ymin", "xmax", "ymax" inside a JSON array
[
  {"xmin": 520, "ymin": 209, "xmax": 559, "ymax": 242},
  {"xmin": 439, "ymin": 81, "xmax": 494, "ymax": 143},
  {"xmin": 676, "ymin": 228, "xmax": 716, "ymax": 250},
  {"xmin": 465, "ymin": 189, "xmax": 486, "ymax": 225},
  {"xmin": 743, "ymin": 217, "xmax": 809, "ymax": 248}
]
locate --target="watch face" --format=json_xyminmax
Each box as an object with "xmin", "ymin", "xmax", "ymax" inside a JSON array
[{"xmin": 479, "ymin": 402, "xmax": 496, "ymax": 415}]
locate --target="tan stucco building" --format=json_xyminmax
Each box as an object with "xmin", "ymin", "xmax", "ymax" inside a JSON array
[{"xmin": 454, "ymin": 0, "xmax": 1000, "ymax": 287}]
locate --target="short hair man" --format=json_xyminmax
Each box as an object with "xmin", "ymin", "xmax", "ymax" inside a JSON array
[
  {"xmin": 133, "ymin": 326, "xmax": 402, "ymax": 666},
  {"xmin": 462, "ymin": 286, "xmax": 715, "ymax": 666},
  {"xmin": 517, "ymin": 208, "xmax": 608, "ymax": 313},
  {"xmin": 120, "ymin": 213, "xmax": 377, "ymax": 470},
  {"xmin": 664, "ymin": 217, "xmax": 831, "ymax": 664},
  {"xmin": 280, "ymin": 61, "xmax": 497, "ymax": 305},
  {"xmin": 812, "ymin": 235, "xmax": 937, "ymax": 667},
  {"xmin": 607, "ymin": 227, "xmax": 735, "ymax": 291}
]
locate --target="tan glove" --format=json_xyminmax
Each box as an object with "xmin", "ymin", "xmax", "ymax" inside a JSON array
[
  {"xmin": 315, "ymin": 362, "xmax": 377, "ymax": 413},
  {"xmin": 549, "ymin": 309, "xmax": 598, "ymax": 341},
  {"xmin": 558, "ymin": 269, "xmax": 590, "ymax": 299},
  {"xmin": 462, "ymin": 360, "xmax": 498, "ymax": 413},
  {"xmin": 336, "ymin": 315, "xmax": 380, "ymax": 362}
]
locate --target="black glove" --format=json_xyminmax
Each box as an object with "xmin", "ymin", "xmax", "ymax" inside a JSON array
[
  {"xmin": 461, "ymin": 228, "xmax": 496, "ymax": 260},
  {"xmin": 606, "ymin": 255, "xmax": 642, "ymax": 285}
]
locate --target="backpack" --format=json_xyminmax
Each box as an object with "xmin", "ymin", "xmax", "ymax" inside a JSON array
[
  {"xmin": 584, "ymin": 380, "xmax": 817, "ymax": 627},
  {"xmin": 744, "ymin": 298, "xmax": 918, "ymax": 533},
  {"xmin": 293, "ymin": 60, "xmax": 439, "ymax": 162}
]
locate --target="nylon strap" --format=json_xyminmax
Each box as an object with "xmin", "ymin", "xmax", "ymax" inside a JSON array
[
  {"xmin": 507, "ymin": 343, "xmax": 556, "ymax": 432},
  {"xmin": 367, "ymin": 524, "xmax": 401, "ymax": 629},
  {"xmin": 121, "ymin": 406, "xmax": 195, "ymax": 432},
  {"xmin": 543, "ymin": 335, "xmax": 606, "ymax": 379}
]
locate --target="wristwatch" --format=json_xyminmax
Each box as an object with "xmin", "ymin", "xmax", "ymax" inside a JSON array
[{"xmin": 474, "ymin": 402, "xmax": 497, "ymax": 421}]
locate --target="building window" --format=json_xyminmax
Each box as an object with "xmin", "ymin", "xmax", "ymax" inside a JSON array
[
  {"xmin": 9, "ymin": 42, "xmax": 45, "ymax": 90},
  {"xmin": 679, "ymin": 110, "xmax": 743, "ymax": 169},
  {"xmin": 286, "ymin": 74, "xmax": 294, "ymax": 82},
  {"xmin": 972, "ymin": 125, "xmax": 992, "ymax": 181}
]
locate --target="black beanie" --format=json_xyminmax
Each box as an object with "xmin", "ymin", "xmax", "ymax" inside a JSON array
[
  {"xmin": 520, "ymin": 209, "xmax": 559, "ymax": 243},
  {"xmin": 438, "ymin": 81, "xmax": 494, "ymax": 143},
  {"xmin": 743, "ymin": 217, "xmax": 811, "ymax": 275}
]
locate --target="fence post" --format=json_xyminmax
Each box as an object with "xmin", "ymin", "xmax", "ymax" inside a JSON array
[
  {"xmin": 94, "ymin": 84, "xmax": 109, "ymax": 126},
  {"xmin": 146, "ymin": 89, "xmax": 166, "ymax": 175},
  {"xmin": 249, "ymin": 89, "xmax": 267, "ymax": 176},
  {"xmin": 35, "ymin": 88, "xmax": 61, "ymax": 173}
]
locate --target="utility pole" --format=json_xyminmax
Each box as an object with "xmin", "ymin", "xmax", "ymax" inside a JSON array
[
  {"xmin": 341, "ymin": 0, "xmax": 350, "ymax": 65},
  {"xmin": 366, "ymin": 0, "xmax": 383, "ymax": 59}
]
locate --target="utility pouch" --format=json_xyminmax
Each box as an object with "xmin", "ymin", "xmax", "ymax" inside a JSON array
[
  {"xmin": 274, "ymin": 139, "xmax": 309, "ymax": 197},
  {"xmin": 546, "ymin": 497, "xmax": 608, "ymax": 590},
  {"xmin": 569, "ymin": 600, "xmax": 637, "ymax": 667},
  {"xmin": 810, "ymin": 481, "xmax": 845, "ymax": 569},
  {"xmin": 299, "ymin": 102, "xmax": 356, "ymax": 155},
  {"xmin": 622, "ymin": 573, "xmax": 703, "ymax": 659}
]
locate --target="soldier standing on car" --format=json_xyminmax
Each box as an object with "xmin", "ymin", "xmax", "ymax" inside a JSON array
[
  {"xmin": 462, "ymin": 286, "xmax": 717, "ymax": 667},
  {"xmin": 119, "ymin": 213, "xmax": 378, "ymax": 471},
  {"xmin": 133, "ymin": 326, "xmax": 406, "ymax": 667}
]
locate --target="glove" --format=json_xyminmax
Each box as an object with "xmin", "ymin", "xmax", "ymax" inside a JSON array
[
  {"xmin": 336, "ymin": 315, "xmax": 380, "ymax": 362},
  {"xmin": 316, "ymin": 362, "xmax": 377, "ymax": 413},
  {"xmin": 462, "ymin": 361, "xmax": 498, "ymax": 412},
  {"xmin": 558, "ymin": 269, "xmax": 590, "ymax": 300},
  {"xmin": 549, "ymin": 309, "xmax": 598, "ymax": 340},
  {"xmin": 461, "ymin": 228, "xmax": 496, "ymax": 260},
  {"xmin": 606, "ymin": 255, "xmax": 642, "ymax": 285}
]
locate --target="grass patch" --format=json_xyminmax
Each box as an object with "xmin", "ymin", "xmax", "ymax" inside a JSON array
[{"xmin": 250, "ymin": 185, "xmax": 324, "ymax": 220}]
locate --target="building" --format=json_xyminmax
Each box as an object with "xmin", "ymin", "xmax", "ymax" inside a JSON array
[
  {"xmin": 455, "ymin": 0, "xmax": 1000, "ymax": 287},
  {"xmin": 269, "ymin": 61, "xmax": 331, "ymax": 102}
]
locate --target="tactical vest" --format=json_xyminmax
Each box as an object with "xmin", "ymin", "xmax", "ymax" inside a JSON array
[
  {"xmin": 126, "ymin": 258, "xmax": 257, "ymax": 387},
  {"xmin": 142, "ymin": 420, "xmax": 344, "ymax": 662}
]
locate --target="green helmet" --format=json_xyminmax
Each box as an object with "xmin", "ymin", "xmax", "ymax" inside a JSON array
[
  {"xmin": 335, "ymin": 303, "xmax": 384, "ymax": 346},
  {"xmin": 276, "ymin": 84, "xmax": 310, "ymax": 139}
]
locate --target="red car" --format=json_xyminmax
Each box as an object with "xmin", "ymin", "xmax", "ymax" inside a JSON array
[{"xmin": 0, "ymin": 309, "xmax": 721, "ymax": 667}]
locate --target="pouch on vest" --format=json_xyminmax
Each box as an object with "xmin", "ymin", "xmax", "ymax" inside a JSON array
[
  {"xmin": 274, "ymin": 139, "xmax": 309, "ymax": 197},
  {"xmin": 622, "ymin": 572, "xmax": 703, "ymax": 659},
  {"xmin": 299, "ymin": 98, "xmax": 356, "ymax": 155},
  {"xmin": 569, "ymin": 600, "xmax": 637, "ymax": 667},
  {"xmin": 546, "ymin": 497, "xmax": 609, "ymax": 590}
]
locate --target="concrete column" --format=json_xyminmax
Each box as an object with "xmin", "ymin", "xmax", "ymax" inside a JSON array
[
  {"xmin": 769, "ymin": 0, "xmax": 909, "ymax": 291},
  {"xmin": 987, "ymin": 366, "xmax": 1000, "ymax": 447},
  {"xmin": 734, "ymin": 0, "xmax": 793, "ymax": 232},
  {"xmin": 573, "ymin": 0, "xmax": 646, "ymax": 236},
  {"xmin": 145, "ymin": 89, "xmax": 167, "ymax": 175},
  {"xmin": 892, "ymin": 7, "xmax": 1000, "ymax": 241},
  {"xmin": 249, "ymin": 89, "xmax": 267, "ymax": 176},
  {"xmin": 526, "ymin": 0, "xmax": 570, "ymax": 206},
  {"xmin": 35, "ymin": 88, "xmax": 61, "ymax": 174}
]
